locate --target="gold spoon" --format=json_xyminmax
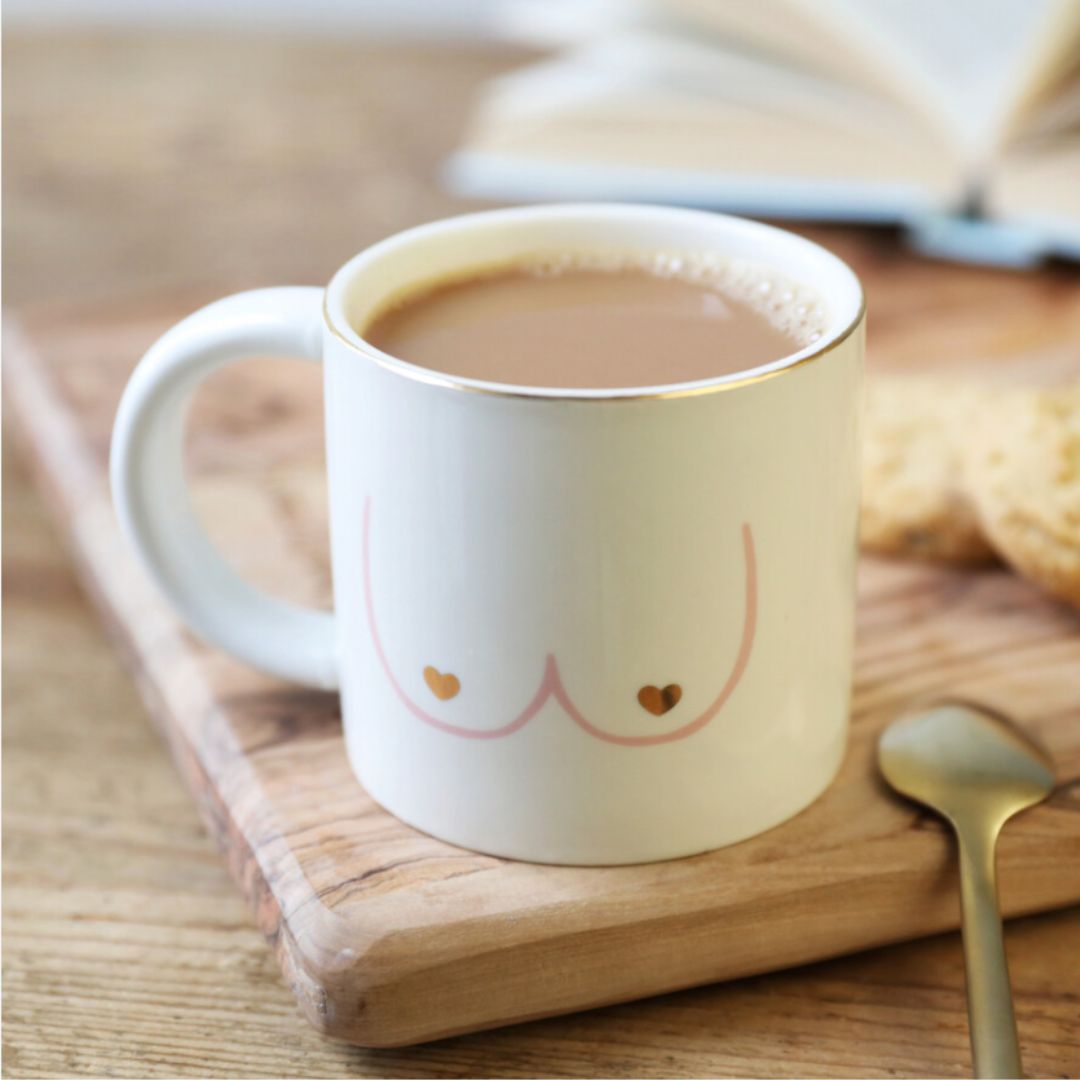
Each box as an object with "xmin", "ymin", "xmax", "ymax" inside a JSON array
[{"xmin": 878, "ymin": 701, "xmax": 1055, "ymax": 1079}]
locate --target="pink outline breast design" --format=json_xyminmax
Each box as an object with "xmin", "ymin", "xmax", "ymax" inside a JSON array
[{"xmin": 362, "ymin": 498, "xmax": 756, "ymax": 746}]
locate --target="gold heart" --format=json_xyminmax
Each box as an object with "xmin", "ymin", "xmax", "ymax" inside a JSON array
[
  {"xmin": 423, "ymin": 666, "xmax": 460, "ymax": 701},
  {"xmin": 637, "ymin": 684, "xmax": 682, "ymax": 716}
]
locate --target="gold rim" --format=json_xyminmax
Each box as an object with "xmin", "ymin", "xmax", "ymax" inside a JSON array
[{"xmin": 322, "ymin": 291, "xmax": 865, "ymax": 402}]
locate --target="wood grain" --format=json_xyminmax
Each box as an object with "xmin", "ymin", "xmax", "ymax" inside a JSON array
[
  {"xmin": 4, "ymin": 28, "xmax": 1080, "ymax": 1077},
  {"xmin": 8, "ymin": 426, "xmax": 1079, "ymax": 1079},
  {"xmin": 7, "ymin": 281, "xmax": 1080, "ymax": 1047}
]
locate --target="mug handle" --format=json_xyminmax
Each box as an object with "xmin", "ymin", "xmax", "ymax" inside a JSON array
[{"xmin": 110, "ymin": 287, "xmax": 338, "ymax": 690}]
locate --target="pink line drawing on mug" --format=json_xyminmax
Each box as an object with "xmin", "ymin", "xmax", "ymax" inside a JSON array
[{"xmin": 362, "ymin": 497, "xmax": 756, "ymax": 746}]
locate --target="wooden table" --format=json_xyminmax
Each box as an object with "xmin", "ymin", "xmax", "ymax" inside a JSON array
[{"xmin": 4, "ymin": 31, "xmax": 1078, "ymax": 1078}]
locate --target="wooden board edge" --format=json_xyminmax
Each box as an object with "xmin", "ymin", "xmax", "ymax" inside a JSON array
[
  {"xmin": 6, "ymin": 315, "xmax": 1080, "ymax": 1047},
  {"xmin": 2, "ymin": 318, "xmax": 339, "ymax": 1028}
]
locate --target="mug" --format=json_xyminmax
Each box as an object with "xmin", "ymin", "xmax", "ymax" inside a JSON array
[{"xmin": 111, "ymin": 203, "xmax": 865, "ymax": 865}]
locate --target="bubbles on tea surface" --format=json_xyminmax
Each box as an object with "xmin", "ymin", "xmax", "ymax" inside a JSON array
[{"xmin": 518, "ymin": 250, "xmax": 828, "ymax": 348}]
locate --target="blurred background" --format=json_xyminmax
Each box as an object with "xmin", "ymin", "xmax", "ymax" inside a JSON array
[
  {"xmin": 6, "ymin": 0, "xmax": 1080, "ymax": 317},
  {"xmin": 4, "ymin": 0, "xmax": 525, "ymax": 309}
]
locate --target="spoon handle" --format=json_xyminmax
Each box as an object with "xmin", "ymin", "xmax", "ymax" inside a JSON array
[{"xmin": 956, "ymin": 825, "xmax": 1022, "ymax": 1079}]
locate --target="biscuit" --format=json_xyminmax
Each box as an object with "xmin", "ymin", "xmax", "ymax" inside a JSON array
[
  {"xmin": 963, "ymin": 385, "xmax": 1080, "ymax": 610},
  {"xmin": 861, "ymin": 377, "xmax": 996, "ymax": 563}
]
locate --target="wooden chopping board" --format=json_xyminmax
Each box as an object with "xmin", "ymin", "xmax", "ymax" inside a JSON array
[{"xmin": 5, "ymin": 285, "xmax": 1080, "ymax": 1049}]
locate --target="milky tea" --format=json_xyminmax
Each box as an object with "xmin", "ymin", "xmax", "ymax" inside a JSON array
[{"xmin": 362, "ymin": 254, "xmax": 826, "ymax": 390}]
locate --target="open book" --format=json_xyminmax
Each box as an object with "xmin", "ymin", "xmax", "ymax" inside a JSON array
[{"xmin": 449, "ymin": 0, "xmax": 1080, "ymax": 266}]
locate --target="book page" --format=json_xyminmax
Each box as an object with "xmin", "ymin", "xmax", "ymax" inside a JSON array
[
  {"xmin": 990, "ymin": 62, "xmax": 1080, "ymax": 253},
  {"xmin": 648, "ymin": 0, "xmax": 908, "ymax": 103},
  {"xmin": 1011, "ymin": 59, "xmax": 1080, "ymax": 141},
  {"xmin": 790, "ymin": 0, "xmax": 1080, "ymax": 161},
  {"xmin": 455, "ymin": 35, "xmax": 960, "ymax": 209},
  {"xmin": 651, "ymin": 0, "xmax": 1080, "ymax": 166},
  {"xmin": 987, "ymin": 139, "xmax": 1080, "ymax": 256},
  {"xmin": 466, "ymin": 34, "xmax": 948, "ymax": 150}
]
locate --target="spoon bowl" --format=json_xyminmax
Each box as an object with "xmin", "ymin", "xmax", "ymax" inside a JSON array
[{"xmin": 879, "ymin": 700, "xmax": 1055, "ymax": 826}]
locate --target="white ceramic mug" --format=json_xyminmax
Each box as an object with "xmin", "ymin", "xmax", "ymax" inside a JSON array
[{"xmin": 112, "ymin": 204, "xmax": 864, "ymax": 864}]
